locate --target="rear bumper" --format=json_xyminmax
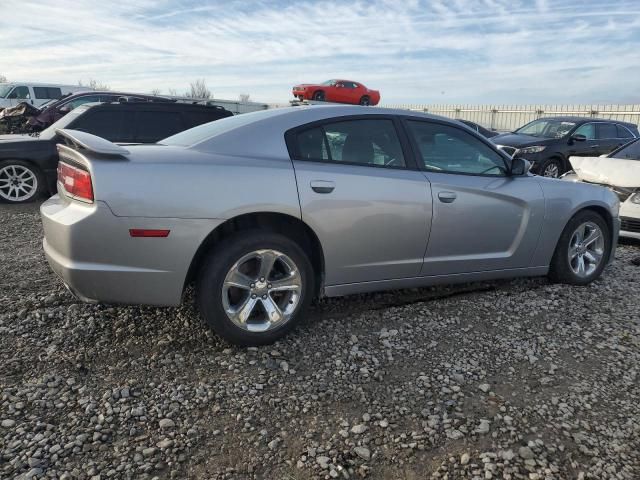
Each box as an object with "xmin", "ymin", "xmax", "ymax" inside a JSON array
[{"xmin": 41, "ymin": 195, "xmax": 223, "ymax": 306}]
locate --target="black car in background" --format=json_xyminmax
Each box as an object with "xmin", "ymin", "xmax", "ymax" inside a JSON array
[
  {"xmin": 457, "ymin": 119, "xmax": 499, "ymax": 138},
  {"xmin": 27, "ymin": 91, "xmax": 175, "ymax": 131},
  {"xmin": 0, "ymin": 102, "xmax": 233, "ymax": 203},
  {"xmin": 491, "ymin": 116, "xmax": 639, "ymax": 177}
]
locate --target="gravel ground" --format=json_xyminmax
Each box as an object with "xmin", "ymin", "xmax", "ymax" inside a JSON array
[{"xmin": 1, "ymin": 202, "xmax": 639, "ymax": 480}]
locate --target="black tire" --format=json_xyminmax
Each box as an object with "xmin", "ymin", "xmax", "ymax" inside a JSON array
[
  {"xmin": 0, "ymin": 159, "xmax": 46, "ymax": 204},
  {"xmin": 313, "ymin": 91, "xmax": 325, "ymax": 101},
  {"xmin": 548, "ymin": 210, "xmax": 610, "ymax": 285},
  {"xmin": 359, "ymin": 96, "xmax": 370, "ymax": 106},
  {"xmin": 537, "ymin": 157, "xmax": 563, "ymax": 178},
  {"xmin": 196, "ymin": 231, "xmax": 315, "ymax": 346}
]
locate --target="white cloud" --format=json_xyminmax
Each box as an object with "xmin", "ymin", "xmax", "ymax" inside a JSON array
[{"xmin": 0, "ymin": 0, "xmax": 639, "ymax": 104}]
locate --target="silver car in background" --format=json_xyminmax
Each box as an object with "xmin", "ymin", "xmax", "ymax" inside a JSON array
[{"xmin": 41, "ymin": 106, "xmax": 620, "ymax": 345}]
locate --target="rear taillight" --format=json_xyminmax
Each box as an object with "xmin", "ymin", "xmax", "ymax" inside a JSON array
[{"xmin": 57, "ymin": 162, "xmax": 94, "ymax": 203}]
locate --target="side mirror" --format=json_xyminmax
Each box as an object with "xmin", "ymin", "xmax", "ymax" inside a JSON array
[
  {"xmin": 58, "ymin": 106, "xmax": 71, "ymax": 113},
  {"xmin": 571, "ymin": 133, "xmax": 586, "ymax": 142},
  {"xmin": 510, "ymin": 157, "xmax": 531, "ymax": 176}
]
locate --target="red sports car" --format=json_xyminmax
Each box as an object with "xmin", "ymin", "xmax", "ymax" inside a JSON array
[{"xmin": 292, "ymin": 79, "xmax": 381, "ymax": 106}]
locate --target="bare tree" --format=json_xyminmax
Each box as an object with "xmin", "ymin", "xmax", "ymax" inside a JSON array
[
  {"xmin": 0, "ymin": 74, "xmax": 7, "ymax": 83},
  {"xmin": 167, "ymin": 88, "xmax": 178, "ymax": 97},
  {"xmin": 185, "ymin": 79, "xmax": 211, "ymax": 99},
  {"xmin": 150, "ymin": 88, "xmax": 162, "ymax": 96},
  {"xmin": 238, "ymin": 93, "xmax": 251, "ymax": 103},
  {"xmin": 78, "ymin": 79, "xmax": 110, "ymax": 91}
]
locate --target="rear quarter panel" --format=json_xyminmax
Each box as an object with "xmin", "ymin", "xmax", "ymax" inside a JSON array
[{"xmin": 88, "ymin": 147, "xmax": 301, "ymax": 219}]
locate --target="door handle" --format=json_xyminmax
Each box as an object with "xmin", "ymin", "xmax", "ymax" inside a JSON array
[
  {"xmin": 438, "ymin": 191, "xmax": 457, "ymax": 203},
  {"xmin": 310, "ymin": 180, "xmax": 335, "ymax": 194}
]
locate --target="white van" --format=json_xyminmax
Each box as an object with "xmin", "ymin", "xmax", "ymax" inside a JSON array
[{"xmin": 0, "ymin": 82, "xmax": 87, "ymax": 109}]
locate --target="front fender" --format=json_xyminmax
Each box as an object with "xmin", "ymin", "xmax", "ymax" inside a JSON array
[{"xmin": 530, "ymin": 178, "xmax": 618, "ymax": 266}]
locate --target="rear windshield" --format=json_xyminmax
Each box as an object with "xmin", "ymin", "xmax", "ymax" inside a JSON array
[{"xmin": 159, "ymin": 108, "xmax": 284, "ymax": 147}]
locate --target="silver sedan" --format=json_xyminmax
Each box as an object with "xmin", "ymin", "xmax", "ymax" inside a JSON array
[{"xmin": 41, "ymin": 106, "xmax": 620, "ymax": 345}]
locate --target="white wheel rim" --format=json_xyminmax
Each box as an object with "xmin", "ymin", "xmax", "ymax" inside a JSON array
[
  {"xmin": 0, "ymin": 165, "xmax": 38, "ymax": 201},
  {"xmin": 221, "ymin": 249, "xmax": 302, "ymax": 332}
]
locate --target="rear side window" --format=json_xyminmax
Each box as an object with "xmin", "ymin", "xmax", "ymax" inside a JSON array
[
  {"xmin": 33, "ymin": 87, "xmax": 62, "ymax": 99},
  {"xmin": 407, "ymin": 120, "xmax": 507, "ymax": 176},
  {"xmin": 72, "ymin": 110, "xmax": 125, "ymax": 140},
  {"xmin": 616, "ymin": 125, "xmax": 634, "ymax": 139},
  {"xmin": 295, "ymin": 119, "xmax": 406, "ymax": 168},
  {"xmin": 135, "ymin": 111, "xmax": 183, "ymax": 142},
  {"xmin": 596, "ymin": 123, "xmax": 618, "ymax": 139}
]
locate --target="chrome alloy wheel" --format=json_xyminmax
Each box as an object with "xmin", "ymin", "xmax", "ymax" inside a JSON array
[
  {"xmin": 542, "ymin": 162, "xmax": 560, "ymax": 178},
  {"xmin": 222, "ymin": 249, "xmax": 302, "ymax": 332},
  {"xmin": 568, "ymin": 221, "xmax": 605, "ymax": 278},
  {"xmin": 0, "ymin": 165, "xmax": 38, "ymax": 202}
]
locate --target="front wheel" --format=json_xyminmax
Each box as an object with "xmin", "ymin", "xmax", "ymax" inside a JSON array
[
  {"xmin": 548, "ymin": 210, "xmax": 610, "ymax": 285},
  {"xmin": 313, "ymin": 91, "xmax": 325, "ymax": 101},
  {"xmin": 0, "ymin": 160, "xmax": 45, "ymax": 203},
  {"xmin": 196, "ymin": 232, "xmax": 314, "ymax": 346},
  {"xmin": 538, "ymin": 158, "xmax": 562, "ymax": 178}
]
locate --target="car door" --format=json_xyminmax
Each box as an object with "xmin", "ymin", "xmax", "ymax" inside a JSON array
[
  {"xmin": 404, "ymin": 119, "xmax": 545, "ymax": 276},
  {"xmin": 288, "ymin": 116, "xmax": 432, "ymax": 285},
  {"xmin": 327, "ymin": 82, "xmax": 344, "ymax": 103},
  {"xmin": 567, "ymin": 122, "xmax": 600, "ymax": 157},
  {"xmin": 596, "ymin": 122, "xmax": 625, "ymax": 155}
]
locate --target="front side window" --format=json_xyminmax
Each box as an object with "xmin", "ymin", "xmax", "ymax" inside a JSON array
[
  {"xmin": 295, "ymin": 119, "xmax": 406, "ymax": 168},
  {"xmin": 66, "ymin": 95, "xmax": 102, "ymax": 110},
  {"xmin": 573, "ymin": 123, "xmax": 596, "ymax": 140},
  {"xmin": 407, "ymin": 121, "xmax": 507, "ymax": 176},
  {"xmin": 7, "ymin": 86, "xmax": 30, "ymax": 99},
  {"xmin": 596, "ymin": 123, "xmax": 617, "ymax": 139}
]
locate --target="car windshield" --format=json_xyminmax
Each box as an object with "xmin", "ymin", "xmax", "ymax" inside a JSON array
[
  {"xmin": 0, "ymin": 84, "xmax": 13, "ymax": 98},
  {"xmin": 610, "ymin": 138, "xmax": 640, "ymax": 160},
  {"xmin": 160, "ymin": 108, "xmax": 286, "ymax": 147},
  {"xmin": 38, "ymin": 105, "xmax": 91, "ymax": 139},
  {"xmin": 515, "ymin": 119, "xmax": 576, "ymax": 138},
  {"xmin": 321, "ymin": 80, "xmax": 337, "ymax": 86}
]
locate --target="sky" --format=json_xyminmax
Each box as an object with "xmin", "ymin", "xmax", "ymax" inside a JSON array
[{"xmin": 1, "ymin": 0, "xmax": 640, "ymax": 105}]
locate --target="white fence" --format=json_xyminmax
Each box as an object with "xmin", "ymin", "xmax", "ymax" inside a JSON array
[{"xmin": 383, "ymin": 104, "xmax": 640, "ymax": 132}]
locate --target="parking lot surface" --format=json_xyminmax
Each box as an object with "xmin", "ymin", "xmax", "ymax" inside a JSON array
[{"xmin": 1, "ymin": 202, "xmax": 639, "ymax": 480}]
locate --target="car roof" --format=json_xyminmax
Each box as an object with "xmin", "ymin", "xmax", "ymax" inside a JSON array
[
  {"xmin": 538, "ymin": 116, "xmax": 636, "ymax": 127},
  {"xmin": 162, "ymin": 105, "xmax": 479, "ymax": 158},
  {"xmin": 80, "ymin": 101, "xmax": 232, "ymax": 112}
]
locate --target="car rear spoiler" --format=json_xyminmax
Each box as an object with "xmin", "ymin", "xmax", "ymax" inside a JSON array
[{"xmin": 56, "ymin": 128, "xmax": 130, "ymax": 156}]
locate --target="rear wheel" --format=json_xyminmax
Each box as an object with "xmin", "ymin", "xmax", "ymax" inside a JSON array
[
  {"xmin": 548, "ymin": 210, "xmax": 610, "ymax": 285},
  {"xmin": 0, "ymin": 160, "xmax": 45, "ymax": 203},
  {"xmin": 313, "ymin": 91, "xmax": 325, "ymax": 101},
  {"xmin": 196, "ymin": 231, "xmax": 314, "ymax": 346},
  {"xmin": 359, "ymin": 96, "xmax": 371, "ymax": 106}
]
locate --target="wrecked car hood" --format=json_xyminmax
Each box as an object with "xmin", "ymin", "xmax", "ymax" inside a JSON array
[{"xmin": 569, "ymin": 156, "xmax": 640, "ymax": 188}]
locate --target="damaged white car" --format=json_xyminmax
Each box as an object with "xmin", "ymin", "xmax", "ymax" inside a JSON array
[{"xmin": 565, "ymin": 138, "xmax": 640, "ymax": 239}]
